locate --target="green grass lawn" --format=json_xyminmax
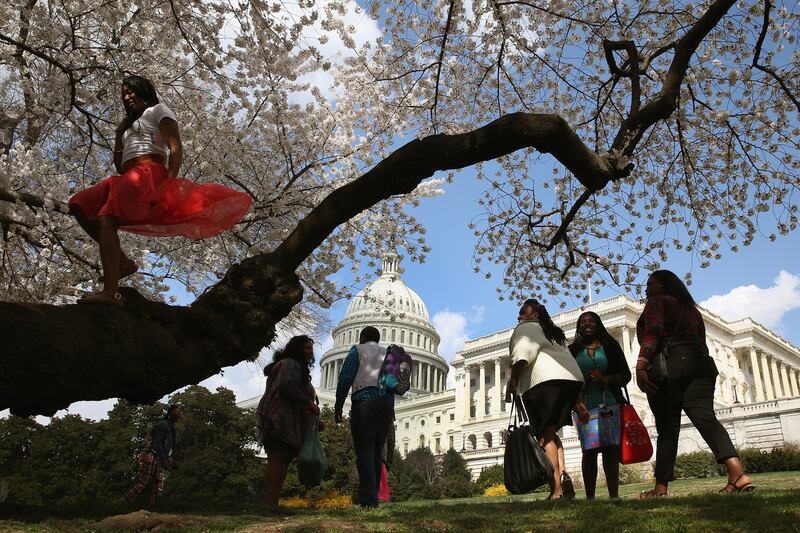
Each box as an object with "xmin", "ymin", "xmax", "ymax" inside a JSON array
[{"xmin": 1, "ymin": 471, "xmax": 799, "ymax": 532}]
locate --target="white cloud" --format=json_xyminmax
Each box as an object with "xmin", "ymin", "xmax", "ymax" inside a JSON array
[
  {"xmin": 199, "ymin": 361, "xmax": 266, "ymax": 403},
  {"xmin": 700, "ymin": 271, "xmax": 800, "ymax": 330},
  {"xmin": 432, "ymin": 306, "xmax": 487, "ymax": 388}
]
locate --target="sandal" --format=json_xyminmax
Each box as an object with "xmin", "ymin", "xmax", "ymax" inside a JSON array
[
  {"xmin": 719, "ymin": 473, "xmax": 755, "ymax": 494},
  {"xmin": 639, "ymin": 489, "xmax": 668, "ymax": 499},
  {"xmin": 78, "ymin": 291, "xmax": 123, "ymax": 307}
]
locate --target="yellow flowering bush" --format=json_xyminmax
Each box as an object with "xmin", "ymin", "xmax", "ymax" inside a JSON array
[
  {"xmin": 483, "ymin": 483, "xmax": 509, "ymax": 497},
  {"xmin": 280, "ymin": 492, "xmax": 353, "ymax": 509}
]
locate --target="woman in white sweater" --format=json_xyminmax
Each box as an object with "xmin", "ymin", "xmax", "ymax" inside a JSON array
[{"xmin": 507, "ymin": 298, "xmax": 584, "ymax": 500}]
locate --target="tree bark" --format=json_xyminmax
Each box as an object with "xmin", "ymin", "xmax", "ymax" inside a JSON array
[{"xmin": 1, "ymin": 112, "xmax": 616, "ymax": 416}]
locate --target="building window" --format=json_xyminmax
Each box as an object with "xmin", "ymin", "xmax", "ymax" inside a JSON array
[
  {"xmin": 436, "ymin": 416, "xmax": 441, "ymax": 424},
  {"xmin": 468, "ymin": 434, "xmax": 477, "ymax": 450},
  {"xmin": 348, "ymin": 330, "xmax": 352, "ymax": 343},
  {"xmin": 405, "ymin": 422, "xmax": 409, "ymax": 429},
  {"xmin": 501, "ymin": 371, "xmax": 506, "ymax": 380},
  {"xmin": 382, "ymin": 328, "xmax": 387, "ymax": 340},
  {"xmin": 420, "ymin": 419, "xmax": 425, "ymax": 426},
  {"xmin": 450, "ymin": 413, "xmax": 455, "ymax": 421},
  {"xmin": 400, "ymin": 330, "xmax": 405, "ymax": 343},
  {"xmin": 392, "ymin": 329, "xmax": 396, "ymax": 342},
  {"xmin": 435, "ymin": 437, "xmax": 441, "ymax": 453},
  {"xmin": 417, "ymin": 333, "xmax": 421, "ymax": 347},
  {"xmin": 419, "ymin": 434, "xmax": 425, "ymax": 448},
  {"xmin": 404, "ymin": 442, "xmax": 408, "ymax": 455},
  {"xmin": 449, "ymin": 435, "xmax": 454, "ymax": 450},
  {"xmin": 470, "ymin": 402, "xmax": 476, "ymax": 418},
  {"xmin": 470, "ymin": 378, "xmax": 476, "ymax": 387},
  {"xmin": 485, "ymin": 400, "xmax": 491, "ymax": 415}
]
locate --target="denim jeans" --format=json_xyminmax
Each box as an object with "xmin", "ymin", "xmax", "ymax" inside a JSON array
[{"xmin": 349, "ymin": 397, "xmax": 392, "ymax": 506}]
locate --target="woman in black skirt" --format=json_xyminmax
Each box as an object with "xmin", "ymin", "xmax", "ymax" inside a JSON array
[{"xmin": 507, "ymin": 299, "xmax": 584, "ymax": 500}]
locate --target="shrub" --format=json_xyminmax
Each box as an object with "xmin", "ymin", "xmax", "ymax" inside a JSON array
[
  {"xmin": 483, "ymin": 483, "xmax": 509, "ymax": 497},
  {"xmin": 475, "ymin": 464, "xmax": 504, "ymax": 492},
  {"xmin": 618, "ymin": 463, "xmax": 650, "ymax": 485},
  {"xmin": 673, "ymin": 451, "xmax": 724, "ymax": 479},
  {"xmin": 740, "ymin": 443, "xmax": 800, "ymax": 473}
]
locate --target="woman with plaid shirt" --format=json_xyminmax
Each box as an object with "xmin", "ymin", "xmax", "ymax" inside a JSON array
[{"xmin": 635, "ymin": 270, "xmax": 753, "ymax": 498}]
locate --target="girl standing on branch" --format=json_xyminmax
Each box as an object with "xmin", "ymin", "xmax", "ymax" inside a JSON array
[{"xmin": 69, "ymin": 75, "xmax": 252, "ymax": 306}]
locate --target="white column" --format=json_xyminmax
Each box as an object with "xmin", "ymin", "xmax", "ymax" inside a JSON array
[
  {"xmin": 621, "ymin": 326, "xmax": 632, "ymax": 363},
  {"xmin": 749, "ymin": 348, "xmax": 765, "ymax": 401},
  {"xmin": 790, "ymin": 369, "xmax": 800, "ymax": 397},
  {"xmin": 478, "ymin": 362, "xmax": 486, "ymax": 417},
  {"xmin": 463, "ymin": 365, "xmax": 472, "ymax": 421},
  {"xmin": 770, "ymin": 357, "xmax": 784, "ymax": 398},
  {"xmin": 760, "ymin": 354, "xmax": 775, "ymax": 401},
  {"xmin": 322, "ymin": 364, "xmax": 328, "ymax": 388},
  {"xmin": 780, "ymin": 363, "xmax": 792, "ymax": 398},
  {"xmin": 428, "ymin": 364, "xmax": 433, "ymax": 393},
  {"xmin": 493, "ymin": 358, "xmax": 502, "ymax": 414}
]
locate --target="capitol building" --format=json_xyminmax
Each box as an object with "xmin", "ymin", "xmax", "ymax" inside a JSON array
[{"xmin": 242, "ymin": 254, "xmax": 800, "ymax": 477}]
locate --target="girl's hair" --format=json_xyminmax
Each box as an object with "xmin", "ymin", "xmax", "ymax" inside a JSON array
[
  {"xmin": 650, "ymin": 269, "xmax": 697, "ymax": 306},
  {"xmin": 122, "ymin": 75, "xmax": 159, "ymax": 108},
  {"xmin": 120, "ymin": 75, "xmax": 159, "ymax": 132},
  {"xmin": 520, "ymin": 298, "xmax": 566, "ymax": 346},
  {"xmin": 569, "ymin": 311, "xmax": 613, "ymax": 350},
  {"xmin": 264, "ymin": 335, "xmax": 314, "ymax": 380}
]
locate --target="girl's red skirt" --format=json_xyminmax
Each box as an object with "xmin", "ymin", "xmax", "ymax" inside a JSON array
[{"xmin": 68, "ymin": 162, "xmax": 252, "ymax": 239}]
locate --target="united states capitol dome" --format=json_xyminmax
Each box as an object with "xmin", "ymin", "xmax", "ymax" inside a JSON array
[
  {"xmin": 318, "ymin": 252, "xmax": 449, "ymax": 396},
  {"xmin": 344, "ymin": 253, "xmax": 430, "ymax": 322}
]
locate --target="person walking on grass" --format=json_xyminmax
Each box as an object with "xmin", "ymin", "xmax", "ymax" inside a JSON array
[
  {"xmin": 119, "ymin": 404, "xmax": 182, "ymax": 505},
  {"xmin": 506, "ymin": 299, "xmax": 584, "ymax": 500},
  {"xmin": 335, "ymin": 326, "xmax": 393, "ymax": 507},
  {"xmin": 256, "ymin": 335, "xmax": 320, "ymax": 508},
  {"xmin": 569, "ymin": 311, "xmax": 631, "ymax": 499},
  {"xmin": 636, "ymin": 270, "xmax": 754, "ymax": 498}
]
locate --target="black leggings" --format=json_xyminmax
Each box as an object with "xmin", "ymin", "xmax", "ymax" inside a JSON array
[{"xmin": 647, "ymin": 344, "xmax": 738, "ymax": 482}]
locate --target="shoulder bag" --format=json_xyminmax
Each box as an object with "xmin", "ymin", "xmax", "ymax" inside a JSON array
[
  {"xmin": 618, "ymin": 386, "xmax": 653, "ymax": 464},
  {"xmin": 503, "ymin": 396, "xmax": 555, "ymax": 494}
]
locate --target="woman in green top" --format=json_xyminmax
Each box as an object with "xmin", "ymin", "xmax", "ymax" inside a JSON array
[{"xmin": 568, "ymin": 311, "xmax": 631, "ymax": 498}]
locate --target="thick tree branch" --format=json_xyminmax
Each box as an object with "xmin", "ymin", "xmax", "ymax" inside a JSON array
[
  {"xmin": 610, "ymin": 0, "xmax": 737, "ymax": 156},
  {"xmin": 271, "ymin": 112, "xmax": 618, "ymax": 270},
  {"xmin": 752, "ymin": 0, "xmax": 800, "ymax": 112},
  {"xmin": 0, "ymin": 112, "xmax": 613, "ymax": 416}
]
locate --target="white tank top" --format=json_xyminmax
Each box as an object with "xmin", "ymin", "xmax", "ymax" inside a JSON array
[
  {"xmin": 121, "ymin": 103, "xmax": 178, "ymax": 164},
  {"xmin": 353, "ymin": 342, "xmax": 385, "ymax": 393}
]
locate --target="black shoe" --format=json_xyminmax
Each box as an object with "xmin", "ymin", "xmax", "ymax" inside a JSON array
[{"xmin": 561, "ymin": 472, "xmax": 575, "ymax": 500}]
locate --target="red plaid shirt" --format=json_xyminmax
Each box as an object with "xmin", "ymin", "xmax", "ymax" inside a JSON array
[{"xmin": 636, "ymin": 295, "xmax": 706, "ymax": 362}]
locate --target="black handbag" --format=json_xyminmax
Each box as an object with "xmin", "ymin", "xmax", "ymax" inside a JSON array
[
  {"xmin": 646, "ymin": 312, "xmax": 687, "ymax": 383},
  {"xmin": 503, "ymin": 396, "xmax": 555, "ymax": 494}
]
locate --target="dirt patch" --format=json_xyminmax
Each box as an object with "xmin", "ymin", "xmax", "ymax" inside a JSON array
[
  {"xmin": 91, "ymin": 510, "xmax": 196, "ymax": 531},
  {"xmin": 240, "ymin": 519, "xmax": 373, "ymax": 532},
  {"xmin": 417, "ymin": 520, "xmax": 450, "ymax": 532}
]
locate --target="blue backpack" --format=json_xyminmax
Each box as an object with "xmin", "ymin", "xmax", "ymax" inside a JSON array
[{"xmin": 379, "ymin": 344, "xmax": 413, "ymax": 395}]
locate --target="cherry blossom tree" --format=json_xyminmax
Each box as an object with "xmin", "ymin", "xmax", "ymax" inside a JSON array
[{"xmin": 0, "ymin": 0, "xmax": 796, "ymax": 415}]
